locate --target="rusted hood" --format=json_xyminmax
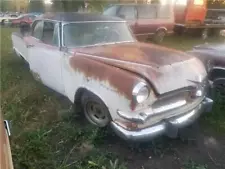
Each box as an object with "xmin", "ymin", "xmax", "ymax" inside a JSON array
[{"xmin": 75, "ymin": 42, "xmax": 207, "ymax": 94}]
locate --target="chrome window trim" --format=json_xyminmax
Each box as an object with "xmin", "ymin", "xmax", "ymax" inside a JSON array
[{"xmin": 61, "ymin": 21, "xmax": 136, "ymax": 48}]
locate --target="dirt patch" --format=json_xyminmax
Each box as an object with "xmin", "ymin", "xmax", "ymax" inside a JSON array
[{"xmin": 99, "ymin": 125, "xmax": 225, "ymax": 169}]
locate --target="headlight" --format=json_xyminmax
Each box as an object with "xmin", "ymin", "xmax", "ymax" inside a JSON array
[{"xmin": 132, "ymin": 82, "xmax": 150, "ymax": 103}]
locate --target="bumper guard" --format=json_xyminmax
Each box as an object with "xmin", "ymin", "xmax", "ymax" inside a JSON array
[{"xmin": 111, "ymin": 97, "xmax": 213, "ymax": 142}]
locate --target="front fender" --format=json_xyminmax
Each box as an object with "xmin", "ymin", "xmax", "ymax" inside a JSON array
[{"xmin": 64, "ymin": 54, "xmax": 147, "ymax": 120}]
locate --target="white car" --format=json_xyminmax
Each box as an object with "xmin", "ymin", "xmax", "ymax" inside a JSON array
[
  {"xmin": 0, "ymin": 14, "xmax": 19, "ymax": 25},
  {"xmin": 11, "ymin": 12, "xmax": 213, "ymax": 141}
]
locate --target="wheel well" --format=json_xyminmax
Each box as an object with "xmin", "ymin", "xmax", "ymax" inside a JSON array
[
  {"xmin": 74, "ymin": 88, "xmax": 87, "ymax": 104},
  {"xmin": 156, "ymin": 27, "xmax": 167, "ymax": 33},
  {"xmin": 210, "ymin": 68, "xmax": 225, "ymax": 81},
  {"xmin": 73, "ymin": 88, "xmax": 108, "ymax": 115}
]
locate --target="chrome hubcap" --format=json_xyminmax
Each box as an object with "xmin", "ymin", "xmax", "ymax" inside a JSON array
[{"xmin": 85, "ymin": 101, "xmax": 109, "ymax": 126}]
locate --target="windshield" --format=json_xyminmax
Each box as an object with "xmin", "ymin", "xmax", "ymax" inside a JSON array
[{"xmin": 63, "ymin": 22, "xmax": 135, "ymax": 47}]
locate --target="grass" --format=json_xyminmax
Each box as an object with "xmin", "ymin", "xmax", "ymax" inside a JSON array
[
  {"xmin": 184, "ymin": 160, "xmax": 208, "ymax": 169},
  {"xmin": 0, "ymin": 27, "xmax": 224, "ymax": 169}
]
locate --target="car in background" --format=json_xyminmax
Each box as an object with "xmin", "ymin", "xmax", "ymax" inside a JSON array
[
  {"xmin": 187, "ymin": 43, "xmax": 225, "ymax": 90},
  {"xmin": 0, "ymin": 113, "xmax": 13, "ymax": 169},
  {"xmin": 103, "ymin": 4, "xmax": 174, "ymax": 43},
  {"xmin": 9, "ymin": 14, "xmax": 37, "ymax": 27},
  {"xmin": 0, "ymin": 13, "xmax": 19, "ymax": 25}
]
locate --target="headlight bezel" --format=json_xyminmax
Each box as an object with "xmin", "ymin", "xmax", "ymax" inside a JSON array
[{"xmin": 132, "ymin": 82, "xmax": 150, "ymax": 104}]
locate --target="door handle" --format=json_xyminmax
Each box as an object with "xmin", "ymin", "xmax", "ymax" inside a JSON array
[{"xmin": 27, "ymin": 44, "xmax": 34, "ymax": 48}]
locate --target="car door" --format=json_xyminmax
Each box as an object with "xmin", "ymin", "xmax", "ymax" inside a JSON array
[
  {"xmin": 117, "ymin": 5, "xmax": 137, "ymax": 34},
  {"xmin": 136, "ymin": 5, "xmax": 158, "ymax": 36},
  {"xmin": 28, "ymin": 20, "xmax": 65, "ymax": 95}
]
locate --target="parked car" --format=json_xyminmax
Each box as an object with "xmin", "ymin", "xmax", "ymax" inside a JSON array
[
  {"xmin": 9, "ymin": 14, "xmax": 37, "ymax": 27},
  {"xmin": 0, "ymin": 14, "xmax": 18, "ymax": 25},
  {"xmin": 0, "ymin": 113, "xmax": 13, "ymax": 169},
  {"xmin": 103, "ymin": 4, "xmax": 174, "ymax": 43},
  {"xmin": 187, "ymin": 43, "xmax": 225, "ymax": 89},
  {"xmin": 12, "ymin": 13, "xmax": 213, "ymax": 141}
]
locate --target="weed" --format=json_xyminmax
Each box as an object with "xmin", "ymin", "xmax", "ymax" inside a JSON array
[{"xmin": 184, "ymin": 160, "xmax": 208, "ymax": 169}]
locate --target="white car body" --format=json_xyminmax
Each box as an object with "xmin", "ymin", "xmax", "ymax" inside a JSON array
[{"xmin": 11, "ymin": 13, "xmax": 213, "ymax": 141}]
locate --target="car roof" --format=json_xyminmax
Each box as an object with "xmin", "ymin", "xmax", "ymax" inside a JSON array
[
  {"xmin": 107, "ymin": 3, "xmax": 169, "ymax": 6},
  {"xmin": 40, "ymin": 12, "xmax": 125, "ymax": 22}
]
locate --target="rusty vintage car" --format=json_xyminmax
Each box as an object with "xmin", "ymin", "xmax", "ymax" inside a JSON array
[
  {"xmin": 0, "ymin": 112, "xmax": 13, "ymax": 169},
  {"xmin": 187, "ymin": 43, "xmax": 225, "ymax": 89},
  {"xmin": 11, "ymin": 13, "xmax": 213, "ymax": 141}
]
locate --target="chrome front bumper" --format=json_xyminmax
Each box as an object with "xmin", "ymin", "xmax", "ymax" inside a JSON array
[{"xmin": 111, "ymin": 97, "xmax": 213, "ymax": 142}]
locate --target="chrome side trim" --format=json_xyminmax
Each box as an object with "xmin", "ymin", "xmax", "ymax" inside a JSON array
[
  {"xmin": 212, "ymin": 66, "xmax": 225, "ymax": 71},
  {"xmin": 4, "ymin": 120, "xmax": 11, "ymax": 137},
  {"xmin": 111, "ymin": 97, "xmax": 213, "ymax": 141}
]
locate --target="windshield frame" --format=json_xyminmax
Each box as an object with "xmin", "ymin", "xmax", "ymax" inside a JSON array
[{"xmin": 61, "ymin": 21, "xmax": 136, "ymax": 48}]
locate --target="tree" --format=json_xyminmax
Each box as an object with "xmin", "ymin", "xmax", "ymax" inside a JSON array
[
  {"xmin": 0, "ymin": 0, "xmax": 9, "ymax": 12},
  {"xmin": 28, "ymin": 0, "xmax": 44, "ymax": 12}
]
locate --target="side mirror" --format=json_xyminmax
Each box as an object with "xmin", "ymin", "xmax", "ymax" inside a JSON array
[{"xmin": 20, "ymin": 23, "xmax": 31, "ymax": 36}]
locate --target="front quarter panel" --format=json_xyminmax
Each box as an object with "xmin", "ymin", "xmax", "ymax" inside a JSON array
[{"xmin": 63, "ymin": 53, "xmax": 145, "ymax": 120}]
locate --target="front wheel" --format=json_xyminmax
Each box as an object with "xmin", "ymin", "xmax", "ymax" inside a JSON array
[
  {"xmin": 201, "ymin": 28, "xmax": 209, "ymax": 40},
  {"xmin": 81, "ymin": 92, "xmax": 111, "ymax": 127},
  {"xmin": 153, "ymin": 30, "xmax": 166, "ymax": 44}
]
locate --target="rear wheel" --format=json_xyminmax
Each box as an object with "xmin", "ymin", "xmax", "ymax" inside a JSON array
[
  {"xmin": 201, "ymin": 28, "xmax": 209, "ymax": 40},
  {"xmin": 153, "ymin": 30, "xmax": 166, "ymax": 44},
  {"xmin": 1, "ymin": 19, "xmax": 5, "ymax": 25},
  {"xmin": 81, "ymin": 92, "xmax": 111, "ymax": 127}
]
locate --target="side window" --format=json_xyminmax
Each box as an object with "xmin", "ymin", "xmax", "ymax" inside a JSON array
[
  {"xmin": 137, "ymin": 5, "xmax": 157, "ymax": 19},
  {"xmin": 118, "ymin": 6, "xmax": 136, "ymax": 20},
  {"xmin": 52, "ymin": 24, "xmax": 59, "ymax": 46},
  {"xmin": 42, "ymin": 21, "xmax": 55, "ymax": 45},
  {"xmin": 32, "ymin": 21, "xmax": 43, "ymax": 39},
  {"xmin": 42, "ymin": 21, "xmax": 59, "ymax": 46},
  {"xmin": 157, "ymin": 5, "xmax": 172, "ymax": 18},
  {"xmin": 103, "ymin": 6, "xmax": 118, "ymax": 16}
]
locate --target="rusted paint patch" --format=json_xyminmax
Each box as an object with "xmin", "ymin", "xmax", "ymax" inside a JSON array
[
  {"xmin": 77, "ymin": 42, "xmax": 193, "ymax": 67},
  {"xmin": 69, "ymin": 55, "xmax": 143, "ymax": 110},
  {"xmin": 74, "ymin": 42, "xmax": 206, "ymax": 95}
]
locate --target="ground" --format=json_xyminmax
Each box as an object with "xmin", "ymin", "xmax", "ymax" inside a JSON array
[{"xmin": 1, "ymin": 27, "xmax": 225, "ymax": 169}]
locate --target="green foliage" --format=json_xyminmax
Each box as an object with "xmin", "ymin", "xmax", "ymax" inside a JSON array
[{"xmin": 184, "ymin": 160, "xmax": 208, "ymax": 169}]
